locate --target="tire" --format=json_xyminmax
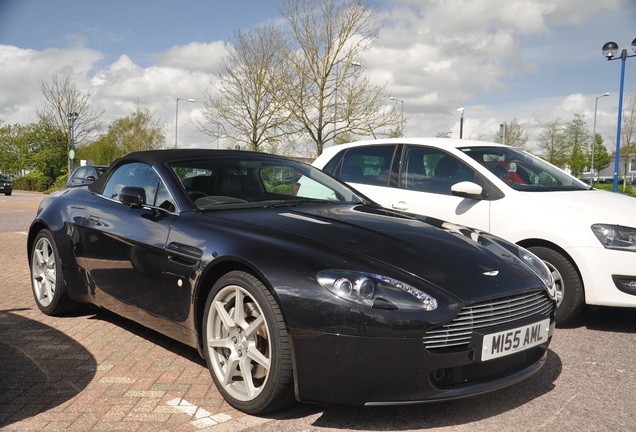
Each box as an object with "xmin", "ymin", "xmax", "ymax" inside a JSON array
[
  {"xmin": 5, "ymin": 190, "xmax": 11, "ymax": 196},
  {"xmin": 30, "ymin": 229, "xmax": 78, "ymax": 315},
  {"xmin": 202, "ymin": 271, "xmax": 294, "ymax": 414},
  {"xmin": 528, "ymin": 246, "xmax": 584, "ymax": 326}
]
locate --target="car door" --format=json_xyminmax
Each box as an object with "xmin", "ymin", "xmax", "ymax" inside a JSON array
[
  {"xmin": 69, "ymin": 166, "xmax": 88, "ymax": 186},
  {"xmin": 79, "ymin": 162, "xmax": 177, "ymax": 318},
  {"xmin": 328, "ymin": 144, "xmax": 398, "ymax": 207},
  {"xmin": 388, "ymin": 145, "xmax": 492, "ymax": 232}
]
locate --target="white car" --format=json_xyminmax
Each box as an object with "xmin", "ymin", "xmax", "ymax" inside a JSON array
[{"xmin": 312, "ymin": 138, "xmax": 636, "ymax": 324}]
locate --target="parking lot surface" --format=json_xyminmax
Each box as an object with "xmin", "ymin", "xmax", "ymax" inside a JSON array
[{"xmin": 1, "ymin": 190, "xmax": 636, "ymax": 431}]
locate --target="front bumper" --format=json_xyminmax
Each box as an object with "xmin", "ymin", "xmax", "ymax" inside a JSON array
[
  {"xmin": 571, "ymin": 246, "xmax": 636, "ymax": 307},
  {"xmin": 289, "ymin": 321, "xmax": 553, "ymax": 406}
]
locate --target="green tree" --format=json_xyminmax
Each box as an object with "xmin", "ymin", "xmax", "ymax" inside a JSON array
[
  {"xmin": 0, "ymin": 121, "xmax": 19, "ymax": 175},
  {"xmin": 590, "ymin": 133, "xmax": 611, "ymax": 182},
  {"xmin": 76, "ymin": 134, "xmax": 120, "ymax": 165},
  {"xmin": 78, "ymin": 102, "xmax": 166, "ymax": 164},
  {"xmin": 563, "ymin": 113, "xmax": 590, "ymax": 177},
  {"xmin": 109, "ymin": 101, "xmax": 165, "ymax": 154},
  {"xmin": 23, "ymin": 121, "xmax": 67, "ymax": 180},
  {"xmin": 494, "ymin": 119, "xmax": 528, "ymax": 150}
]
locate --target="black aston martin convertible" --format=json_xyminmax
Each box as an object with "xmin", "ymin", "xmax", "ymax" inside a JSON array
[{"xmin": 28, "ymin": 149, "xmax": 556, "ymax": 414}]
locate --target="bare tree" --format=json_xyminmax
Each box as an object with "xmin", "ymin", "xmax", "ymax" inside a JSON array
[
  {"xmin": 536, "ymin": 118, "xmax": 567, "ymax": 166},
  {"xmin": 36, "ymin": 73, "xmax": 103, "ymax": 175},
  {"xmin": 277, "ymin": 0, "xmax": 400, "ymax": 156},
  {"xmin": 198, "ymin": 24, "xmax": 290, "ymax": 152}
]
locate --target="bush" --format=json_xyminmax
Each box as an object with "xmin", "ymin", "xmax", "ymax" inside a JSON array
[
  {"xmin": 594, "ymin": 182, "xmax": 635, "ymax": 197},
  {"xmin": 13, "ymin": 171, "xmax": 55, "ymax": 192},
  {"xmin": 45, "ymin": 175, "xmax": 70, "ymax": 194}
]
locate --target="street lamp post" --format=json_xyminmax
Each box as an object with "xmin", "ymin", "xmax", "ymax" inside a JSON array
[
  {"xmin": 591, "ymin": 92, "xmax": 610, "ymax": 186},
  {"xmin": 67, "ymin": 112, "xmax": 79, "ymax": 173},
  {"xmin": 175, "ymin": 98, "xmax": 196, "ymax": 148},
  {"xmin": 389, "ymin": 97, "xmax": 404, "ymax": 136},
  {"xmin": 457, "ymin": 107, "xmax": 464, "ymax": 139},
  {"xmin": 601, "ymin": 38, "xmax": 636, "ymax": 192}
]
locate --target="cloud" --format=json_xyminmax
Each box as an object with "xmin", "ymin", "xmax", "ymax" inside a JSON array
[
  {"xmin": 0, "ymin": 44, "xmax": 102, "ymax": 122},
  {"xmin": 0, "ymin": 44, "xmax": 211, "ymax": 147},
  {"xmin": 367, "ymin": 0, "xmax": 629, "ymax": 145},
  {"xmin": 156, "ymin": 41, "xmax": 228, "ymax": 72}
]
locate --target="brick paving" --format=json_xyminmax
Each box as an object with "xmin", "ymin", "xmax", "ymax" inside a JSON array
[{"xmin": 0, "ymin": 192, "xmax": 273, "ymax": 431}]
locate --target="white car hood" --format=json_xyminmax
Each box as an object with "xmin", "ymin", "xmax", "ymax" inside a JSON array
[{"xmin": 520, "ymin": 189, "xmax": 636, "ymax": 227}]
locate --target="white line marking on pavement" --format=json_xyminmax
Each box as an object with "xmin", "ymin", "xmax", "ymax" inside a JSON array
[{"xmin": 166, "ymin": 398, "xmax": 232, "ymax": 429}]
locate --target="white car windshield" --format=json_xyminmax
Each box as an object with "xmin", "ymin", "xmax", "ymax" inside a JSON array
[{"xmin": 460, "ymin": 146, "xmax": 591, "ymax": 192}]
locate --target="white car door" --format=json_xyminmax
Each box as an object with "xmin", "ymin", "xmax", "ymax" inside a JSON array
[{"xmin": 388, "ymin": 145, "xmax": 492, "ymax": 231}]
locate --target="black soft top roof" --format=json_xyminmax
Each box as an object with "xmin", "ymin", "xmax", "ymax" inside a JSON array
[{"xmin": 88, "ymin": 149, "xmax": 302, "ymax": 193}]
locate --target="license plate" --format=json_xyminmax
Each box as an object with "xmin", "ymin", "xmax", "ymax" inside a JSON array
[{"xmin": 480, "ymin": 318, "xmax": 550, "ymax": 361}]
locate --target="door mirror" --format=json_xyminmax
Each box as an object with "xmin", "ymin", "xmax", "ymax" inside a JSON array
[
  {"xmin": 451, "ymin": 181, "xmax": 485, "ymax": 199},
  {"xmin": 119, "ymin": 186, "xmax": 146, "ymax": 208}
]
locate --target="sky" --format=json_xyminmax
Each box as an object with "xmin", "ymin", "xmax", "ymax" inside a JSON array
[{"xmin": 1, "ymin": 0, "xmax": 635, "ymax": 157}]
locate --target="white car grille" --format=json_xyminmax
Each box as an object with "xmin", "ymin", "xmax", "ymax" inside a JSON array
[{"xmin": 423, "ymin": 291, "xmax": 554, "ymax": 350}]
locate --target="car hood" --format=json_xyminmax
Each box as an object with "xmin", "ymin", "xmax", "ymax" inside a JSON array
[
  {"xmin": 212, "ymin": 204, "xmax": 544, "ymax": 303},
  {"xmin": 519, "ymin": 189, "xmax": 636, "ymax": 226}
]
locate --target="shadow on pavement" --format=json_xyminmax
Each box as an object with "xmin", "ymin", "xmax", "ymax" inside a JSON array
[
  {"xmin": 558, "ymin": 306, "xmax": 636, "ymax": 333},
  {"xmin": 0, "ymin": 309, "xmax": 97, "ymax": 427},
  {"xmin": 88, "ymin": 307, "xmax": 207, "ymax": 367}
]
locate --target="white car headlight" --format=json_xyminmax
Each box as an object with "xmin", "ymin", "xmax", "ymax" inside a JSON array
[
  {"xmin": 317, "ymin": 270, "xmax": 438, "ymax": 311},
  {"xmin": 591, "ymin": 224, "xmax": 636, "ymax": 252}
]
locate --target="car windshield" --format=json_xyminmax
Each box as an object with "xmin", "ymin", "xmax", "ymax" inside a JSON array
[
  {"xmin": 169, "ymin": 156, "xmax": 365, "ymax": 210},
  {"xmin": 460, "ymin": 146, "xmax": 591, "ymax": 192}
]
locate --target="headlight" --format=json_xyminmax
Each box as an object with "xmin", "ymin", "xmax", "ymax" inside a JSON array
[
  {"xmin": 317, "ymin": 270, "xmax": 438, "ymax": 311},
  {"xmin": 591, "ymin": 224, "xmax": 636, "ymax": 252},
  {"xmin": 518, "ymin": 248, "xmax": 555, "ymax": 294}
]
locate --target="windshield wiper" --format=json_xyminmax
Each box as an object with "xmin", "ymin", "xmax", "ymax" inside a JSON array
[{"xmin": 265, "ymin": 198, "xmax": 351, "ymax": 208}]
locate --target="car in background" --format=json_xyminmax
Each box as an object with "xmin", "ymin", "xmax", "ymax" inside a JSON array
[
  {"xmin": 28, "ymin": 149, "xmax": 556, "ymax": 414},
  {"xmin": 312, "ymin": 138, "xmax": 636, "ymax": 325},
  {"xmin": 0, "ymin": 174, "xmax": 13, "ymax": 196},
  {"xmin": 66, "ymin": 165, "xmax": 107, "ymax": 187}
]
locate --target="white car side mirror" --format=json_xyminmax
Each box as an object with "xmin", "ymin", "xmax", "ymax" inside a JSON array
[{"xmin": 451, "ymin": 181, "xmax": 484, "ymax": 199}]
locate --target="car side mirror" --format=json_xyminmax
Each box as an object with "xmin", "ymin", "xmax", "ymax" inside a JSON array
[
  {"xmin": 119, "ymin": 186, "xmax": 146, "ymax": 208},
  {"xmin": 451, "ymin": 181, "xmax": 485, "ymax": 199}
]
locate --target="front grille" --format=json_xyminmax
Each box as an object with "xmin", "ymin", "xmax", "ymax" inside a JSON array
[{"xmin": 423, "ymin": 291, "xmax": 554, "ymax": 350}]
